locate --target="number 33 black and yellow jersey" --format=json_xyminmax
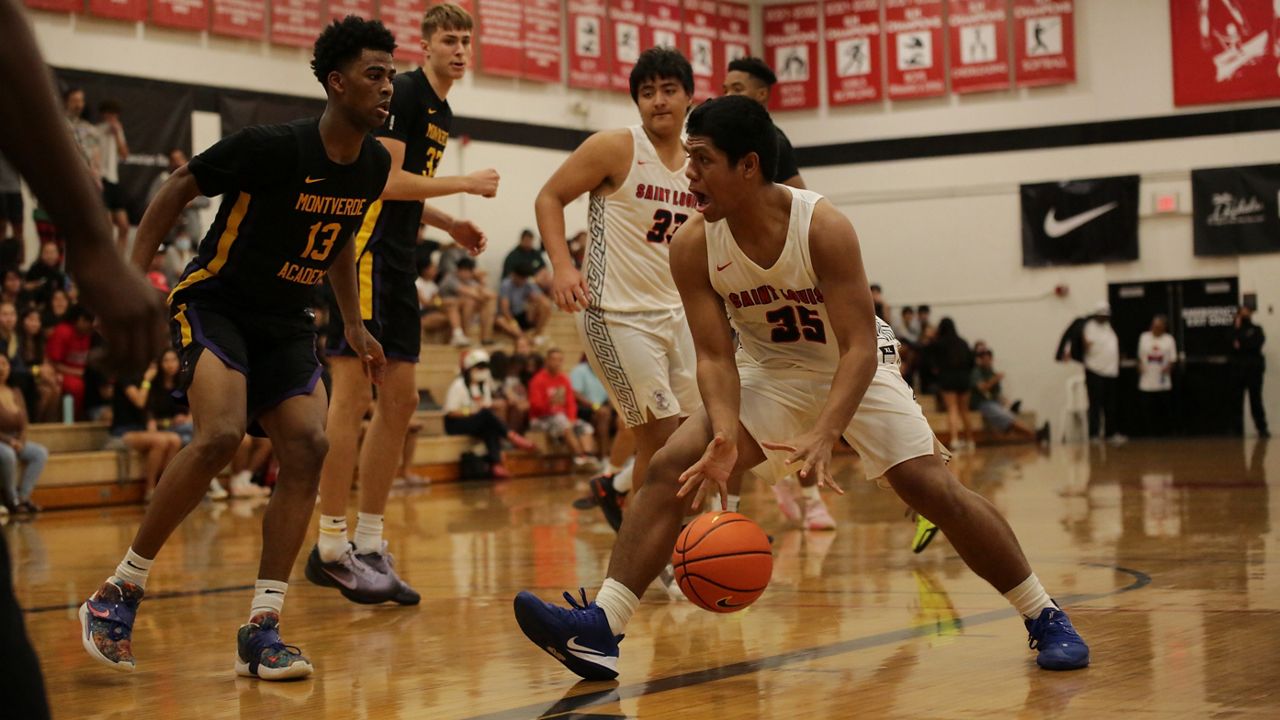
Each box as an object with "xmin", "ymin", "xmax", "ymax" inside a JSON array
[{"xmin": 171, "ymin": 118, "xmax": 391, "ymax": 311}]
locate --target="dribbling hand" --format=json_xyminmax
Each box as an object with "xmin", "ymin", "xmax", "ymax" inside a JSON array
[
  {"xmin": 551, "ymin": 264, "xmax": 590, "ymax": 313},
  {"xmin": 761, "ymin": 431, "xmax": 844, "ymax": 495},
  {"xmin": 677, "ymin": 433, "xmax": 737, "ymax": 512}
]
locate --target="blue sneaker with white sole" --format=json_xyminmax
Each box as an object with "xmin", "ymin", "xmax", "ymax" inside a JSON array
[
  {"xmin": 1025, "ymin": 605, "xmax": 1090, "ymax": 670},
  {"xmin": 513, "ymin": 588, "xmax": 621, "ymax": 680}
]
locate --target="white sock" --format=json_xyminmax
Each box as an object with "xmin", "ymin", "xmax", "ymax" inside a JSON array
[
  {"xmin": 113, "ymin": 548, "xmax": 153, "ymax": 589},
  {"xmin": 708, "ymin": 495, "xmax": 723, "ymax": 511},
  {"xmin": 611, "ymin": 464, "xmax": 634, "ymax": 494},
  {"xmin": 1003, "ymin": 573, "xmax": 1056, "ymax": 619},
  {"xmin": 800, "ymin": 484, "xmax": 821, "ymax": 501},
  {"xmin": 354, "ymin": 512, "xmax": 384, "ymax": 555},
  {"xmin": 726, "ymin": 494, "xmax": 741, "ymax": 512},
  {"xmin": 250, "ymin": 579, "xmax": 288, "ymax": 621},
  {"xmin": 595, "ymin": 577, "xmax": 640, "ymax": 636},
  {"xmin": 317, "ymin": 514, "xmax": 349, "ymax": 562}
]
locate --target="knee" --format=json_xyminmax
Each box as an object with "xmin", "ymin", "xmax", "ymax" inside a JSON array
[
  {"xmin": 277, "ymin": 428, "xmax": 329, "ymax": 476},
  {"xmin": 190, "ymin": 427, "xmax": 243, "ymax": 463},
  {"xmin": 645, "ymin": 446, "xmax": 689, "ymax": 496}
]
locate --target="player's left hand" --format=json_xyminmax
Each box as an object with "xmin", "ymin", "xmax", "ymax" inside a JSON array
[
  {"xmin": 762, "ymin": 431, "xmax": 844, "ymax": 495},
  {"xmin": 450, "ymin": 219, "xmax": 487, "ymax": 256},
  {"xmin": 677, "ymin": 433, "xmax": 737, "ymax": 511},
  {"xmin": 346, "ymin": 326, "xmax": 387, "ymax": 385}
]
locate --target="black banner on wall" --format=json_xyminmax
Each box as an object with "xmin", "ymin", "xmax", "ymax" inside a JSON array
[
  {"xmin": 1192, "ymin": 163, "xmax": 1280, "ymax": 257},
  {"xmin": 1020, "ymin": 175, "xmax": 1140, "ymax": 267},
  {"xmin": 55, "ymin": 69, "xmax": 193, "ymax": 224}
]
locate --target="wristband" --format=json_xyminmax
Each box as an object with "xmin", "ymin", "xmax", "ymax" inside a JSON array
[{"xmin": 141, "ymin": 381, "xmax": 152, "ymax": 390}]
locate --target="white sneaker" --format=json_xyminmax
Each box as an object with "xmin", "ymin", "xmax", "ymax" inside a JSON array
[
  {"xmin": 207, "ymin": 479, "xmax": 229, "ymax": 500},
  {"xmin": 1108, "ymin": 434, "xmax": 1129, "ymax": 447},
  {"xmin": 450, "ymin": 329, "xmax": 470, "ymax": 347},
  {"xmin": 228, "ymin": 470, "xmax": 266, "ymax": 498}
]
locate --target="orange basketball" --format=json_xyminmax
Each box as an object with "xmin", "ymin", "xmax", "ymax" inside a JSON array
[{"xmin": 671, "ymin": 511, "xmax": 773, "ymax": 613}]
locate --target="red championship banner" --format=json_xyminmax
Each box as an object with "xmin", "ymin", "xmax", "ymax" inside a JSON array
[
  {"xmin": 947, "ymin": 0, "xmax": 1010, "ymax": 93},
  {"xmin": 1170, "ymin": 0, "xmax": 1280, "ymax": 106},
  {"xmin": 477, "ymin": 0, "xmax": 523, "ymax": 78},
  {"xmin": 88, "ymin": 0, "xmax": 146, "ymax": 21},
  {"xmin": 211, "ymin": 0, "xmax": 267, "ymax": 39},
  {"xmin": 718, "ymin": 1, "xmax": 751, "ymax": 79},
  {"xmin": 153, "ymin": 0, "xmax": 209, "ymax": 30},
  {"xmin": 379, "ymin": 0, "xmax": 426, "ymax": 63},
  {"xmin": 1012, "ymin": 0, "xmax": 1074, "ymax": 87},
  {"xmin": 762, "ymin": 2, "xmax": 820, "ymax": 111},
  {"xmin": 25, "ymin": 0, "xmax": 82, "ymax": 12},
  {"xmin": 522, "ymin": 0, "xmax": 562, "ymax": 83},
  {"xmin": 825, "ymin": 0, "xmax": 882, "ymax": 106},
  {"xmin": 647, "ymin": 0, "xmax": 683, "ymax": 50},
  {"xmin": 684, "ymin": 0, "xmax": 719, "ymax": 99},
  {"xmin": 328, "ymin": 0, "xmax": 374, "ymax": 21},
  {"xmin": 609, "ymin": 0, "xmax": 647, "ymax": 92},
  {"xmin": 884, "ymin": 0, "xmax": 945, "ymax": 100},
  {"xmin": 271, "ymin": 0, "xmax": 324, "ymax": 47},
  {"xmin": 568, "ymin": 0, "xmax": 611, "ymax": 89}
]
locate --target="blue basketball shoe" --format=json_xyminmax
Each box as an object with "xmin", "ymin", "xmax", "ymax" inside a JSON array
[
  {"xmin": 1025, "ymin": 605, "xmax": 1090, "ymax": 670},
  {"xmin": 513, "ymin": 588, "xmax": 621, "ymax": 680}
]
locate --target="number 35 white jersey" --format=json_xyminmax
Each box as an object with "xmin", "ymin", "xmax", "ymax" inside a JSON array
[
  {"xmin": 584, "ymin": 125, "xmax": 695, "ymax": 313},
  {"xmin": 706, "ymin": 187, "xmax": 898, "ymax": 373}
]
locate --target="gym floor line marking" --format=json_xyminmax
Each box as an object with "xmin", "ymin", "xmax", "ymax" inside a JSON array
[{"xmin": 462, "ymin": 565, "xmax": 1151, "ymax": 720}]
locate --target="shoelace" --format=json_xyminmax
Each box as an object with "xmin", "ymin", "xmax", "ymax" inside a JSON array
[
  {"xmin": 562, "ymin": 587, "xmax": 591, "ymax": 611},
  {"xmin": 250, "ymin": 625, "xmax": 302, "ymax": 660},
  {"xmin": 1027, "ymin": 611, "xmax": 1071, "ymax": 650}
]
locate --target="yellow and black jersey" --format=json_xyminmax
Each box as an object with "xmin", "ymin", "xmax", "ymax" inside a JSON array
[
  {"xmin": 360, "ymin": 68, "xmax": 453, "ymax": 278},
  {"xmin": 171, "ymin": 118, "xmax": 391, "ymax": 312}
]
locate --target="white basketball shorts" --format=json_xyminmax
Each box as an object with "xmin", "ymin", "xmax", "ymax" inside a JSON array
[{"xmin": 577, "ymin": 307, "xmax": 701, "ymax": 428}]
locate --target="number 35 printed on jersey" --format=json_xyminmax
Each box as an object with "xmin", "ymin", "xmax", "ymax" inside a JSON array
[{"xmin": 646, "ymin": 209, "xmax": 689, "ymax": 244}]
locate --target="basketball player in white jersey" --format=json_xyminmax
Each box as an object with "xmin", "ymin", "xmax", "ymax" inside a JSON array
[
  {"xmin": 536, "ymin": 48, "xmax": 700, "ymax": 549},
  {"xmin": 514, "ymin": 96, "xmax": 1089, "ymax": 680}
]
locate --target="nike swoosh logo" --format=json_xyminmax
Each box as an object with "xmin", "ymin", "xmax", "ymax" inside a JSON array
[
  {"xmin": 1043, "ymin": 202, "xmax": 1119, "ymax": 238},
  {"xmin": 716, "ymin": 261, "xmax": 733, "ymax": 272},
  {"xmin": 88, "ymin": 605, "xmax": 111, "ymax": 619},
  {"xmin": 428, "ymin": 108, "xmax": 438, "ymax": 114},
  {"xmin": 565, "ymin": 636, "xmax": 605, "ymax": 656},
  {"xmin": 324, "ymin": 567, "xmax": 359, "ymax": 590},
  {"xmin": 304, "ymin": 176, "xmax": 326, "ymax": 184},
  {"xmin": 715, "ymin": 597, "xmax": 746, "ymax": 608}
]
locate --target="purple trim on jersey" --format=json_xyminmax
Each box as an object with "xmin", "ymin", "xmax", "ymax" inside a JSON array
[{"xmin": 186, "ymin": 306, "xmax": 249, "ymax": 375}]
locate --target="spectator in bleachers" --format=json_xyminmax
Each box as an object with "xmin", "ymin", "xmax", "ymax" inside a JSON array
[
  {"xmin": 528, "ymin": 348, "xmax": 597, "ymax": 469},
  {"xmin": 566, "ymin": 230, "xmax": 587, "ymax": 269},
  {"xmin": 63, "ymin": 87, "xmax": 101, "ymax": 185},
  {"xmin": 1, "ymin": 269, "xmax": 25, "ymax": 308},
  {"xmin": 416, "ymin": 253, "xmax": 449, "ymax": 341},
  {"xmin": 971, "ymin": 346, "xmax": 1049, "ymax": 445},
  {"xmin": 1137, "ymin": 314, "xmax": 1177, "ymax": 437},
  {"xmin": 0, "ymin": 354, "xmax": 47, "ymax": 515},
  {"xmin": 0, "ymin": 301, "xmax": 34, "ymax": 410},
  {"xmin": 494, "ymin": 264, "xmax": 551, "ymax": 342},
  {"xmin": 95, "ymin": 100, "xmax": 130, "ymax": 251},
  {"xmin": 145, "ymin": 245, "xmax": 171, "ymax": 294},
  {"xmin": 147, "ymin": 349, "xmax": 191, "ymax": 444},
  {"xmin": 147, "ymin": 149, "xmax": 208, "ymax": 260},
  {"xmin": 24, "ymin": 241, "xmax": 69, "ymax": 308},
  {"xmin": 502, "ymin": 229, "xmax": 552, "ymax": 292},
  {"xmin": 490, "ymin": 350, "xmax": 530, "ymax": 433},
  {"xmin": 17, "ymin": 309, "xmax": 58, "ymax": 422},
  {"xmin": 45, "ymin": 305, "xmax": 94, "ymax": 419},
  {"xmin": 570, "ymin": 354, "xmax": 614, "ymax": 460},
  {"xmin": 108, "ymin": 359, "xmax": 182, "ymax": 501},
  {"xmin": 41, "ymin": 288, "xmax": 69, "ymax": 330},
  {"xmin": 927, "ymin": 317, "xmax": 976, "ymax": 450},
  {"xmin": 443, "ymin": 349, "xmax": 534, "ymax": 479},
  {"xmin": 0, "ymin": 152, "xmax": 23, "ymax": 268},
  {"xmin": 897, "ymin": 306, "xmax": 919, "ymax": 345},
  {"xmin": 439, "ymin": 257, "xmax": 495, "ymax": 347}
]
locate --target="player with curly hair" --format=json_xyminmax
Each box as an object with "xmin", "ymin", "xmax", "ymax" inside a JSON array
[{"xmin": 77, "ymin": 16, "xmax": 396, "ymax": 681}]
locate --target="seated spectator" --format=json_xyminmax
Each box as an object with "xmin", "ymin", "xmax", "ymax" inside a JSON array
[
  {"xmin": 443, "ymin": 349, "xmax": 534, "ymax": 479},
  {"xmin": 0, "ymin": 355, "xmax": 48, "ymax": 514},
  {"xmin": 970, "ymin": 347, "xmax": 1049, "ymax": 445},
  {"xmin": 218, "ymin": 436, "xmax": 273, "ymax": 499},
  {"xmin": 494, "ymin": 264, "xmax": 551, "ymax": 341},
  {"xmin": 528, "ymin": 348, "xmax": 597, "ymax": 469},
  {"xmin": 502, "ymin": 229, "xmax": 552, "ymax": 291},
  {"xmin": 147, "ymin": 349, "xmax": 192, "ymax": 443},
  {"xmin": 145, "ymin": 245, "xmax": 172, "ymax": 293},
  {"xmin": 416, "ymin": 253, "xmax": 449, "ymax": 341},
  {"xmin": 490, "ymin": 351, "xmax": 529, "ymax": 433},
  {"xmin": 926, "ymin": 317, "xmax": 975, "ymax": 449},
  {"xmin": 23, "ymin": 240, "xmax": 69, "ymax": 308},
  {"xmin": 45, "ymin": 305, "xmax": 95, "ymax": 419},
  {"xmin": 17, "ymin": 308, "xmax": 59, "ymax": 422},
  {"xmin": 439, "ymin": 257, "xmax": 495, "ymax": 347},
  {"xmin": 436, "ymin": 238, "xmax": 470, "ymax": 279},
  {"xmin": 147, "ymin": 148, "xmax": 208, "ymax": 254},
  {"xmin": 0, "ymin": 268, "xmax": 26, "ymax": 308},
  {"xmin": 566, "ymin": 230, "xmax": 587, "ymax": 269},
  {"xmin": 569, "ymin": 354, "xmax": 613, "ymax": 460},
  {"xmin": 41, "ymin": 288, "xmax": 69, "ymax": 330},
  {"xmin": 108, "ymin": 360, "xmax": 183, "ymax": 501}
]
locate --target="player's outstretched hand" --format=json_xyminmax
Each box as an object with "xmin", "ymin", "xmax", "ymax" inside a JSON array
[
  {"xmin": 762, "ymin": 432, "xmax": 844, "ymax": 495},
  {"xmin": 450, "ymin": 219, "xmax": 487, "ymax": 256},
  {"xmin": 677, "ymin": 433, "xmax": 737, "ymax": 512},
  {"xmin": 78, "ymin": 258, "xmax": 168, "ymax": 376},
  {"xmin": 465, "ymin": 168, "xmax": 500, "ymax": 198},
  {"xmin": 347, "ymin": 326, "xmax": 387, "ymax": 385},
  {"xmin": 551, "ymin": 263, "xmax": 590, "ymax": 313}
]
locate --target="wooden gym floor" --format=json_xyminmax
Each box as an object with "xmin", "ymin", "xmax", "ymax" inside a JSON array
[{"xmin": 11, "ymin": 437, "xmax": 1279, "ymax": 719}]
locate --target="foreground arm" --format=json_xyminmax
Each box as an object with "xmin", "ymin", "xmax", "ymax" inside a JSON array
[{"xmin": 329, "ymin": 236, "xmax": 386, "ymax": 384}]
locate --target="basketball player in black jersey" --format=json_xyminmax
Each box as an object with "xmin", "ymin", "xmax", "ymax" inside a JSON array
[
  {"xmin": 78, "ymin": 17, "xmax": 394, "ymax": 681},
  {"xmin": 311, "ymin": 3, "xmax": 498, "ymax": 606}
]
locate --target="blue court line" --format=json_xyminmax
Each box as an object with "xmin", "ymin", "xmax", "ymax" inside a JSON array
[{"xmin": 463, "ymin": 565, "xmax": 1151, "ymax": 720}]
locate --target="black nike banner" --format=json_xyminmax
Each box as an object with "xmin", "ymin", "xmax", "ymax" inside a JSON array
[
  {"xmin": 1192, "ymin": 163, "xmax": 1280, "ymax": 257},
  {"xmin": 1020, "ymin": 174, "xmax": 1140, "ymax": 267}
]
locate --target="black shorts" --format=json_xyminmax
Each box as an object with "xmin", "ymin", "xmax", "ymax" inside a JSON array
[
  {"xmin": 514, "ymin": 311, "xmax": 535, "ymax": 331},
  {"xmin": 170, "ymin": 298, "xmax": 322, "ymax": 437},
  {"xmin": 0, "ymin": 191, "xmax": 22, "ymax": 226},
  {"xmin": 326, "ymin": 255, "xmax": 419, "ymax": 363},
  {"xmin": 101, "ymin": 181, "xmax": 127, "ymax": 212}
]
